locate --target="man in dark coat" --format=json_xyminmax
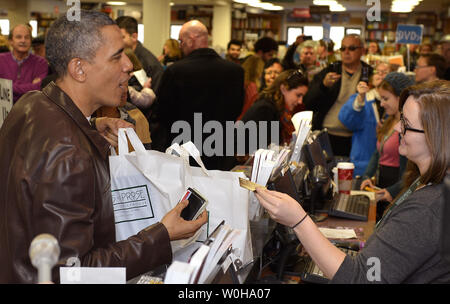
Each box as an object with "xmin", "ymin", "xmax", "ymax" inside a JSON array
[
  {"xmin": 150, "ymin": 20, "xmax": 245, "ymax": 170},
  {"xmin": 0, "ymin": 10, "xmax": 206, "ymax": 284},
  {"xmin": 303, "ymin": 34, "xmax": 373, "ymax": 157}
]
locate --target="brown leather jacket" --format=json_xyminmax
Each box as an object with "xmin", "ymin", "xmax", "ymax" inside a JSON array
[{"xmin": 0, "ymin": 82, "xmax": 172, "ymax": 283}]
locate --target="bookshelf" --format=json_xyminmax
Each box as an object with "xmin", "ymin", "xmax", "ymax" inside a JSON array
[
  {"xmin": 232, "ymin": 12, "xmax": 282, "ymax": 41},
  {"xmin": 365, "ymin": 12, "xmax": 443, "ymax": 44}
]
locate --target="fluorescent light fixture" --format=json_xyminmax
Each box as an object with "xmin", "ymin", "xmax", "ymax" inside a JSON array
[
  {"xmin": 232, "ymin": 0, "xmax": 284, "ymax": 11},
  {"xmin": 391, "ymin": 0, "xmax": 422, "ymax": 12},
  {"xmin": 106, "ymin": 1, "xmax": 127, "ymax": 5},
  {"xmin": 312, "ymin": 0, "xmax": 346, "ymax": 12}
]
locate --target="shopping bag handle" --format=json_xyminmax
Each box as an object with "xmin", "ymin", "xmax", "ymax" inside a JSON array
[
  {"xmin": 118, "ymin": 128, "xmax": 146, "ymax": 155},
  {"xmin": 166, "ymin": 142, "xmax": 210, "ymax": 176}
]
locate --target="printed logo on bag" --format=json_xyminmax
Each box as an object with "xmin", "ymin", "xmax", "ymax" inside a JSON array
[{"xmin": 111, "ymin": 185, "xmax": 154, "ymax": 223}]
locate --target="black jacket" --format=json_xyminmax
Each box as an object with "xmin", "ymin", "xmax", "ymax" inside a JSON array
[
  {"xmin": 240, "ymin": 97, "xmax": 281, "ymax": 154},
  {"xmin": 134, "ymin": 42, "xmax": 164, "ymax": 92},
  {"xmin": 303, "ymin": 61, "xmax": 373, "ymax": 131},
  {"xmin": 151, "ymin": 48, "xmax": 244, "ymax": 170}
]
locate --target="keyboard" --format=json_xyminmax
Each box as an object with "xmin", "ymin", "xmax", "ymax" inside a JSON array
[
  {"xmin": 328, "ymin": 193, "xmax": 370, "ymax": 221},
  {"xmin": 300, "ymin": 247, "xmax": 358, "ymax": 284}
]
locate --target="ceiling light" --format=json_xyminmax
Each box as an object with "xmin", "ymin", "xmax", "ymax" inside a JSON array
[{"xmin": 106, "ymin": 1, "xmax": 127, "ymax": 5}]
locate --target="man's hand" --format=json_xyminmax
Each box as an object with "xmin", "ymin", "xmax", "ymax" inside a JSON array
[
  {"xmin": 161, "ymin": 200, "xmax": 208, "ymax": 241},
  {"xmin": 323, "ymin": 72, "xmax": 341, "ymax": 88},
  {"xmin": 95, "ymin": 117, "xmax": 134, "ymax": 147}
]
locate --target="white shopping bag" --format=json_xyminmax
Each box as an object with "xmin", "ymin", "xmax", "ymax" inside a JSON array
[
  {"xmin": 109, "ymin": 128, "xmax": 174, "ymax": 241},
  {"xmin": 164, "ymin": 142, "xmax": 253, "ymax": 280}
]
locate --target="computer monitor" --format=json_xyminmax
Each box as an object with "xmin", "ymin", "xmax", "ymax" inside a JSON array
[
  {"xmin": 301, "ymin": 139, "xmax": 327, "ymax": 171},
  {"xmin": 316, "ymin": 129, "xmax": 336, "ymax": 170}
]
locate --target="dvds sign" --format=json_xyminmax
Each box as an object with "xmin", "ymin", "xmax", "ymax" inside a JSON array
[
  {"xmin": 395, "ymin": 24, "xmax": 424, "ymax": 45},
  {"xmin": 0, "ymin": 78, "xmax": 12, "ymax": 128}
]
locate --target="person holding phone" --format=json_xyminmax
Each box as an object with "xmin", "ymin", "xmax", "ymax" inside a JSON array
[
  {"xmin": 359, "ymin": 72, "xmax": 414, "ymax": 221},
  {"xmin": 338, "ymin": 62, "xmax": 390, "ymax": 177},
  {"xmin": 255, "ymin": 80, "xmax": 450, "ymax": 283},
  {"xmin": 303, "ymin": 34, "xmax": 373, "ymax": 157}
]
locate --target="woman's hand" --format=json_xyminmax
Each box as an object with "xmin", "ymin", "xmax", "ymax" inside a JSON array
[
  {"xmin": 375, "ymin": 189, "xmax": 393, "ymax": 203},
  {"xmin": 360, "ymin": 178, "xmax": 375, "ymax": 190},
  {"xmin": 255, "ymin": 188, "xmax": 306, "ymax": 228},
  {"xmin": 356, "ymin": 81, "xmax": 369, "ymax": 97}
]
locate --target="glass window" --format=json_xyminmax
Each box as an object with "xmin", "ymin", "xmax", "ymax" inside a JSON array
[
  {"xmin": 346, "ymin": 28, "xmax": 361, "ymax": 35},
  {"xmin": 29, "ymin": 20, "xmax": 38, "ymax": 37},
  {"xmin": 138, "ymin": 24, "xmax": 144, "ymax": 43},
  {"xmin": 170, "ymin": 25, "xmax": 182, "ymax": 40},
  {"xmin": 330, "ymin": 26, "xmax": 345, "ymax": 50},
  {"xmin": 287, "ymin": 27, "xmax": 302, "ymax": 45},
  {"xmin": 303, "ymin": 26, "xmax": 323, "ymax": 41},
  {"xmin": 0, "ymin": 19, "xmax": 10, "ymax": 35}
]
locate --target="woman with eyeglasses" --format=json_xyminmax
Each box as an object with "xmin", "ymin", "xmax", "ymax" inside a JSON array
[
  {"xmin": 338, "ymin": 62, "xmax": 390, "ymax": 177},
  {"xmin": 239, "ymin": 69, "xmax": 308, "ymax": 152},
  {"xmin": 255, "ymin": 80, "xmax": 450, "ymax": 283},
  {"xmin": 259, "ymin": 58, "xmax": 284, "ymax": 92},
  {"xmin": 359, "ymin": 72, "xmax": 414, "ymax": 221}
]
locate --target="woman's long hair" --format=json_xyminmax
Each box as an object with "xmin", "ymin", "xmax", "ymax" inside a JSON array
[{"xmin": 259, "ymin": 69, "xmax": 309, "ymax": 113}]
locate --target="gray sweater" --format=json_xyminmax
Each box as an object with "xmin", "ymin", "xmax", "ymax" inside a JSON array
[{"xmin": 331, "ymin": 182, "xmax": 450, "ymax": 283}]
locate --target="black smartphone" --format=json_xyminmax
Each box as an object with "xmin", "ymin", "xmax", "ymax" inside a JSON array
[
  {"xmin": 180, "ymin": 187, "xmax": 207, "ymax": 221},
  {"xmin": 329, "ymin": 62, "xmax": 340, "ymax": 74},
  {"xmin": 303, "ymin": 35, "xmax": 313, "ymax": 41},
  {"xmin": 361, "ymin": 66, "xmax": 369, "ymax": 83}
]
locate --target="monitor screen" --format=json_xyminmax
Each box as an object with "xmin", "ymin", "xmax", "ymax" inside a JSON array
[{"xmin": 301, "ymin": 139, "xmax": 327, "ymax": 171}]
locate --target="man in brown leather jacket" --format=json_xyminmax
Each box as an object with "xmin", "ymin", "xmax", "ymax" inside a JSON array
[{"xmin": 0, "ymin": 10, "xmax": 207, "ymax": 283}]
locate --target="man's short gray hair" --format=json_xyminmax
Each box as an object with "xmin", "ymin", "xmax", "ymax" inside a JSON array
[
  {"xmin": 46, "ymin": 10, "xmax": 115, "ymax": 78},
  {"xmin": 343, "ymin": 34, "xmax": 364, "ymax": 47}
]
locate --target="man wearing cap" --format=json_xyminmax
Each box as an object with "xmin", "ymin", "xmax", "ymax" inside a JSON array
[{"xmin": 0, "ymin": 24, "xmax": 48, "ymax": 103}]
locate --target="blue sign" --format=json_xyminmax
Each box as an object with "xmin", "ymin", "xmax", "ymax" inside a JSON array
[
  {"xmin": 322, "ymin": 23, "xmax": 331, "ymax": 42},
  {"xmin": 395, "ymin": 24, "xmax": 423, "ymax": 44}
]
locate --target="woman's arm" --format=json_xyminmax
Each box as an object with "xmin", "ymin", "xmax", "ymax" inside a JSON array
[{"xmin": 255, "ymin": 188, "xmax": 346, "ymax": 279}]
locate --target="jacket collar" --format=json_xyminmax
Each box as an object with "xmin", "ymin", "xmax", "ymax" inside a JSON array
[
  {"xmin": 42, "ymin": 82, "xmax": 111, "ymax": 160},
  {"xmin": 186, "ymin": 48, "xmax": 219, "ymax": 59}
]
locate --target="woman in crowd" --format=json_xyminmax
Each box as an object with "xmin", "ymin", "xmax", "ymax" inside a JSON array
[
  {"xmin": 158, "ymin": 38, "xmax": 182, "ymax": 67},
  {"xmin": 237, "ymin": 55, "xmax": 265, "ymax": 121},
  {"xmin": 259, "ymin": 58, "xmax": 283, "ymax": 92},
  {"xmin": 255, "ymin": 80, "xmax": 450, "ymax": 283},
  {"xmin": 125, "ymin": 48, "xmax": 156, "ymax": 109},
  {"xmin": 240, "ymin": 69, "xmax": 308, "ymax": 152},
  {"xmin": 338, "ymin": 61, "xmax": 390, "ymax": 177},
  {"xmin": 359, "ymin": 72, "xmax": 414, "ymax": 220}
]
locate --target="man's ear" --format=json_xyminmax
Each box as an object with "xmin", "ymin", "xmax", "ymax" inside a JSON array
[
  {"xmin": 131, "ymin": 32, "xmax": 138, "ymax": 42},
  {"xmin": 67, "ymin": 58, "xmax": 86, "ymax": 82}
]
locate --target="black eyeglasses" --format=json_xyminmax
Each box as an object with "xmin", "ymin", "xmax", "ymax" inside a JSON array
[
  {"xmin": 340, "ymin": 45, "xmax": 362, "ymax": 52},
  {"xmin": 400, "ymin": 113, "xmax": 425, "ymax": 136}
]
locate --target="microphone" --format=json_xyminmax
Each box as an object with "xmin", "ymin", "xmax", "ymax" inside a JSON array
[{"xmin": 29, "ymin": 233, "xmax": 60, "ymax": 283}]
